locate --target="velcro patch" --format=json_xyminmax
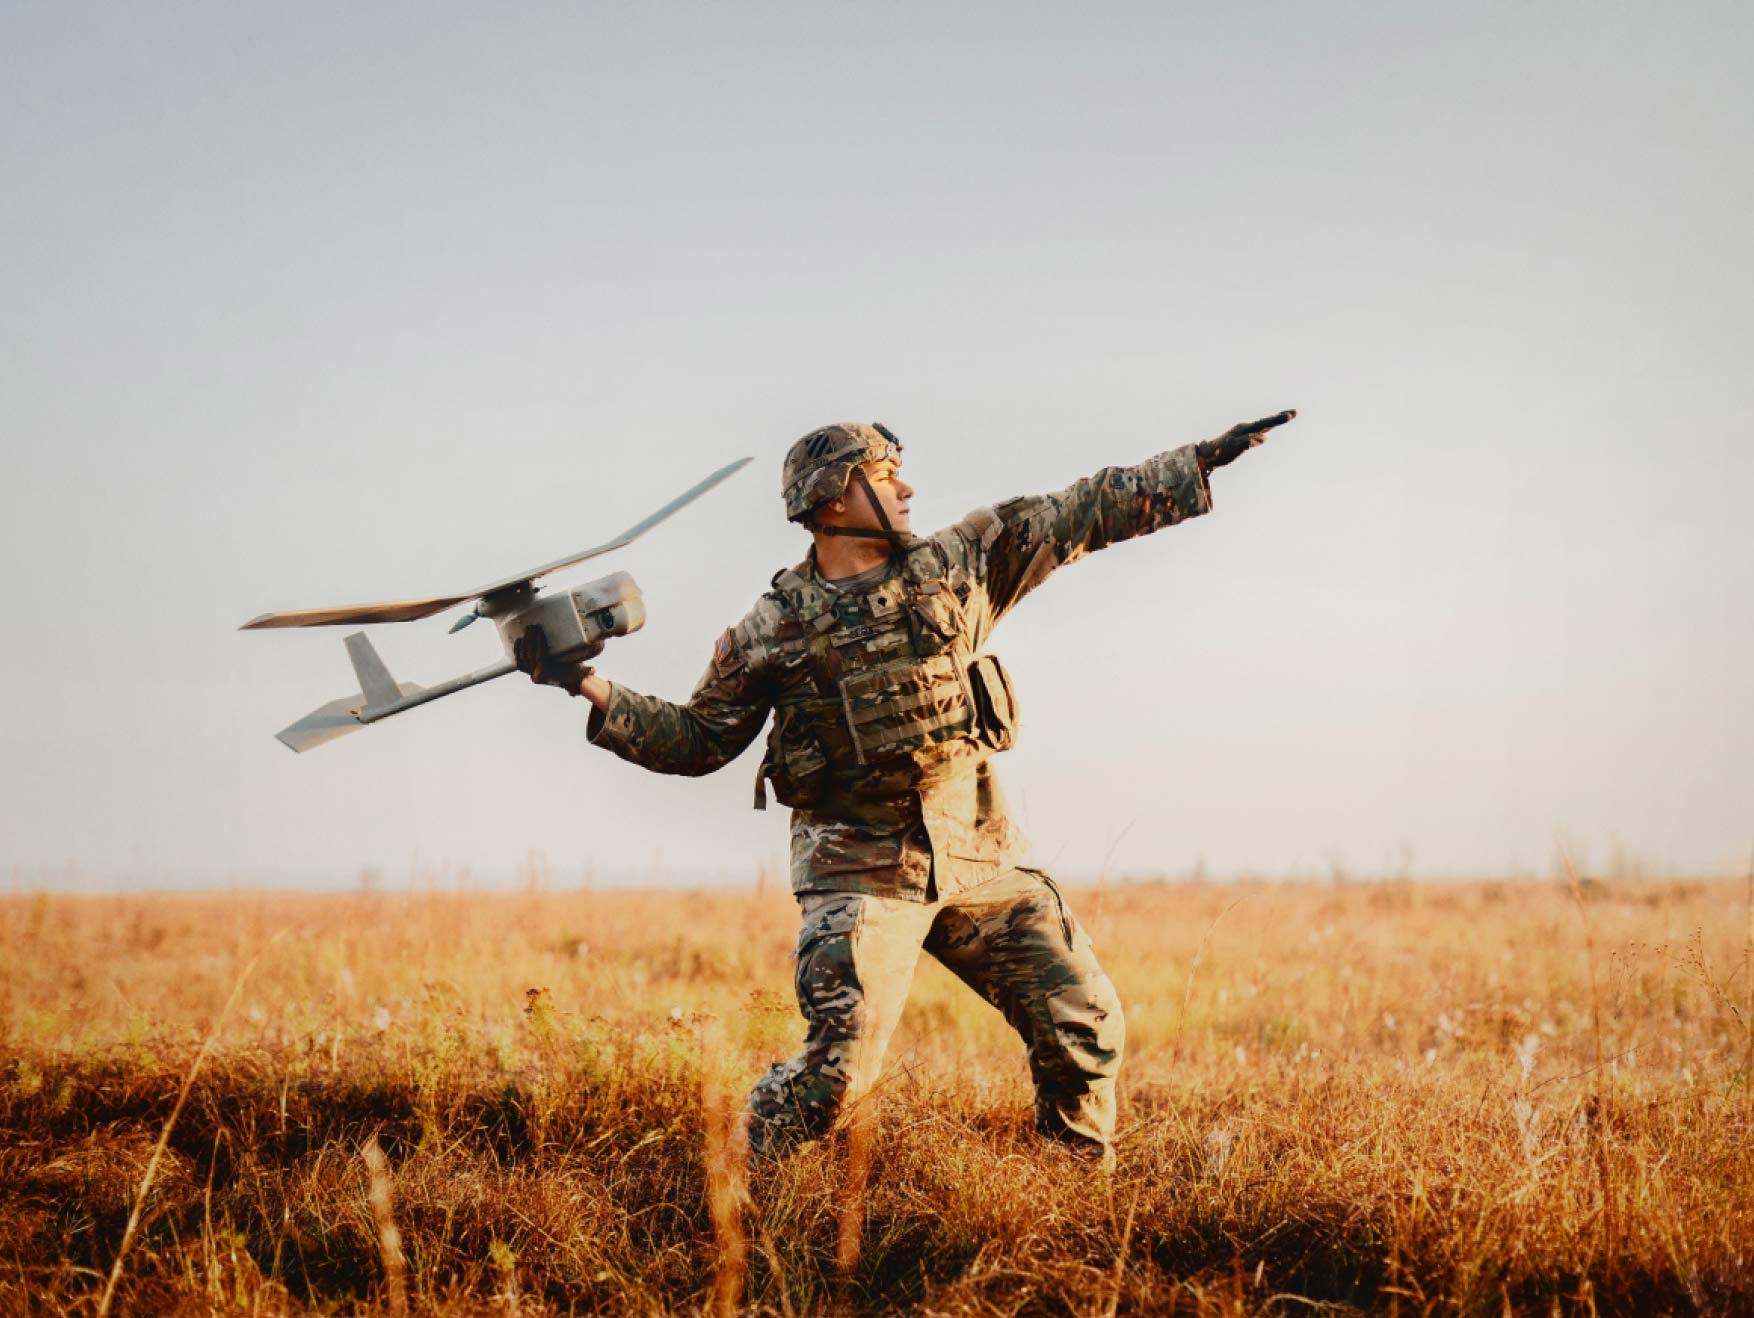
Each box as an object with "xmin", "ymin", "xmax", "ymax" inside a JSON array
[{"xmin": 712, "ymin": 627, "xmax": 737, "ymax": 670}]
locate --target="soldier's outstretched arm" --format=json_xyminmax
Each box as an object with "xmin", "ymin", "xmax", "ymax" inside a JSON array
[
  {"xmin": 582, "ymin": 603, "xmax": 778, "ymax": 778},
  {"xmin": 959, "ymin": 408, "xmax": 1297, "ymax": 620}
]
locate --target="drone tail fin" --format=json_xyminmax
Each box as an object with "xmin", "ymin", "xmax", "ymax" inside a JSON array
[
  {"xmin": 345, "ymin": 633, "xmax": 402, "ymax": 712},
  {"xmin": 274, "ymin": 633, "xmax": 427, "ymax": 753}
]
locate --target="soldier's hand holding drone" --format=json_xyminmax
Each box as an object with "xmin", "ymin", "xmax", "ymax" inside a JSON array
[
  {"xmin": 1195, "ymin": 409, "xmax": 1298, "ymax": 474},
  {"xmin": 513, "ymin": 626, "xmax": 594, "ymax": 696}
]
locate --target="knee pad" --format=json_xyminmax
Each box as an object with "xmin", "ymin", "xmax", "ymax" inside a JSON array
[{"xmin": 1042, "ymin": 972, "xmax": 1125, "ymax": 1080}]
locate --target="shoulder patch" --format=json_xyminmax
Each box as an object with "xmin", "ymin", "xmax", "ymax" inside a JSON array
[{"xmin": 712, "ymin": 627, "xmax": 737, "ymax": 671}]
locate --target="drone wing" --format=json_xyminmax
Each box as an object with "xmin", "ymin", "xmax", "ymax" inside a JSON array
[
  {"xmin": 241, "ymin": 593, "xmax": 474, "ymax": 630},
  {"xmin": 239, "ymin": 455, "xmax": 752, "ymax": 630},
  {"xmin": 467, "ymin": 455, "xmax": 754, "ymax": 597}
]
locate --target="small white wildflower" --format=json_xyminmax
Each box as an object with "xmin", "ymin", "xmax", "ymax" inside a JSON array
[
  {"xmin": 574, "ymin": 941, "xmax": 591, "ymax": 961},
  {"xmin": 1203, "ymin": 1127, "xmax": 1234, "ymax": 1176},
  {"xmin": 1512, "ymin": 1097, "xmax": 1542, "ymax": 1161},
  {"xmin": 1514, "ymin": 1033, "xmax": 1541, "ymax": 1081},
  {"xmin": 669, "ymin": 1005, "xmax": 684, "ymax": 1022},
  {"xmin": 372, "ymin": 1006, "xmax": 392, "ymax": 1032},
  {"xmin": 1424, "ymin": 1047, "xmax": 1438, "ymax": 1066}
]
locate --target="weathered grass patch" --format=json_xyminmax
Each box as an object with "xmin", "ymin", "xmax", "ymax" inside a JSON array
[{"xmin": 2, "ymin": 879, "xmax": 1750, "ymax": 1313}]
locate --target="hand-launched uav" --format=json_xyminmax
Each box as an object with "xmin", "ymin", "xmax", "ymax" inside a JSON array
[{"xmin": 243, "ymin": 457, "xmax": 752, "ymax": 752}]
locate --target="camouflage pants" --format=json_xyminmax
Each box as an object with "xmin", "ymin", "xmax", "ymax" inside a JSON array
[{"xmin": 746, "ymin": 867, "xmax": 1124, "ymax": 1161}]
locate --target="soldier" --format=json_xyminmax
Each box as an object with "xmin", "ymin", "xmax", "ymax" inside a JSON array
[{"xmin": 514, "ymin": 409, "xmax": 1296, "ymax": 1164}]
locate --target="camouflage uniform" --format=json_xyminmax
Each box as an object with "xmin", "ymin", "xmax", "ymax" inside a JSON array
[{"xmin": 587, "ymin": 434, "xmax": 1214, "ymax": 1159}]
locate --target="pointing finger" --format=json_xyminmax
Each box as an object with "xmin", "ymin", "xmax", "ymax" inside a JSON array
[{"xmin": 1246, "ymin": 409, "xmax": 1297, "ymax": 434}]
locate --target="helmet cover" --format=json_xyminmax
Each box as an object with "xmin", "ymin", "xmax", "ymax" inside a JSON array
[{"xmin": 781, "ymin": 422, "xmax": 903, "ymax": 523}]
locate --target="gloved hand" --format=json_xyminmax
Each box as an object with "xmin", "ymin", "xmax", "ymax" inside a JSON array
[
  {"xmin": 513, "ymin": 625, "xmax": 594, "ymax": 696},
  {"xmin": 1195, "ymin": 409, "xmax": 1297, "ymax": 473}
]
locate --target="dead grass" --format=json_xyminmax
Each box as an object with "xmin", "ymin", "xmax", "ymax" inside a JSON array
[{"xmin": 1, "ymin": 877, "xmax": 1750, "ymax": 1314}]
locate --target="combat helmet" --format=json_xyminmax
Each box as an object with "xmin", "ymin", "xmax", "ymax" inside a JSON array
[{"xmin": 782, "ymin": 422, "xmax": 904, "ymax": 526}]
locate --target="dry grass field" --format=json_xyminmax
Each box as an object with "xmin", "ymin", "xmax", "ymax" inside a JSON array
[{"xmin": 2, "ymin": 875, "xmax": 1750, "ymax": 1315}]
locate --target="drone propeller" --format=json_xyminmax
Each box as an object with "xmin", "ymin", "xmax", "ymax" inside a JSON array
[{"xmin": 239, "ymin": 455, "xmax": 752, "ymax": 631}]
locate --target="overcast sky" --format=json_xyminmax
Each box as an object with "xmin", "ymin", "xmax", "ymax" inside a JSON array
[{"xmin": 3, "ymin": 1, "xmax": 1749, "ymax": 889}]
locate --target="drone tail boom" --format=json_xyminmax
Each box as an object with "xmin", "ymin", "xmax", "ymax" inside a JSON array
[{"xmin": 275, "ymin": 633, "xmax": 518, "ymax": 753}]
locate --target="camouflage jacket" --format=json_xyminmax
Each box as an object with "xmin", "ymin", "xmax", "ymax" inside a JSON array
[{"xmin": 587, "ymin": 442, "xmax": 1213, "ymax": 901}]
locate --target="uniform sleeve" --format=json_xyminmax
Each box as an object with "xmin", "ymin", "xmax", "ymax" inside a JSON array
[
  {"xmin": 960, "ymin": 441, "xmax": 1212, "ymax": 620},
  {"xmin": 585, "ymin": 607, "xmax": 773, "ymax": 777}
]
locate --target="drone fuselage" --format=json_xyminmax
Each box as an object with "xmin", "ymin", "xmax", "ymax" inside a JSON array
[{"xmin": 492, "ymin": 570, "xmax": 645, "ymax": 668}]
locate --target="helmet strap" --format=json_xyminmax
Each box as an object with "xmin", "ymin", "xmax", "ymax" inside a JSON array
[
  {"xmin": 815, "ymin": 465, "xmax": 909, "ymax": 544},
  {"xmin": 817, "ymin": 525, "xmax": 902, "ymax": 541}
]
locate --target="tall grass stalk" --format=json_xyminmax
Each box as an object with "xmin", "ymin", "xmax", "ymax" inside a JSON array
[
  {"xmin": 1745, "ymin": 847, "xmax": 1753, "ymax": 1117},
  {"xmin": 1170, "ymin": 895, "xmax": 1245, "ymax": 1067},
  {"xmin": 835, "ymin": 1094, "xmax": 878, "ymax": 1303},
  {"xmin": 1561, "ymin": 850, "xmax": 1615, "ymax": 1279},
  {"xmin": 1102, "ymin": 1187, "xmax": 1140, "ymax": 1318},
  {"xmin": 700, "ymin": 1055, "xmax": 748, "ymax": 1318},
  {"xmin": 95, "ymin": 934, "xmax": 278, "ymax": 1318},
  {"xmin": 361, "ymin": 1135, "xmax": 407, "ymax": 1317}
]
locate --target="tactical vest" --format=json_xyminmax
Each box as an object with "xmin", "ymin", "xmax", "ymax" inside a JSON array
[{"xmin": 754, "ymin": 538, "xmax": 1018, "ymax": 811}]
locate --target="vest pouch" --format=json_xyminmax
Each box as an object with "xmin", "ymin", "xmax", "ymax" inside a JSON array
[
  {"xmin": 966, "ymin": 653, "xmax": 1019, "ymax": 753},
  {"xmin": 907, "ymin": 588, "xmax": 964, "ymax": 657},
  {"xmin": 757, "ymin": 707, "xmax": 832, "ymax": 810},
  {"xmin": 838, "ymin": 652, "xmax": 974, "ymax": 765}
]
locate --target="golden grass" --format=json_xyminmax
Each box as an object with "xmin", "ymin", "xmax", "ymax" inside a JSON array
[{"xmin": 2, "ymin": 876, "xmax": 1750, "ymax": 1314}]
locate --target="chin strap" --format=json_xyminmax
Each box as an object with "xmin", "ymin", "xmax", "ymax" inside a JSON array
[{"xmin": 815, "ymin": 464, "xmax": 911, "ymax": 545}]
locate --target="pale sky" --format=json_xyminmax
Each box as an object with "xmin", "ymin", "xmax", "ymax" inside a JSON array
[{"xmin": 3, "ymin": 2, "xmax": 1750, "ymax": 888}]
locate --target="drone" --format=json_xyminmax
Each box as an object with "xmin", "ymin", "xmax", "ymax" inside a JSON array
[{"xmin": 242, "ymin": 457, "xmax": 752, "ymax": 752}]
